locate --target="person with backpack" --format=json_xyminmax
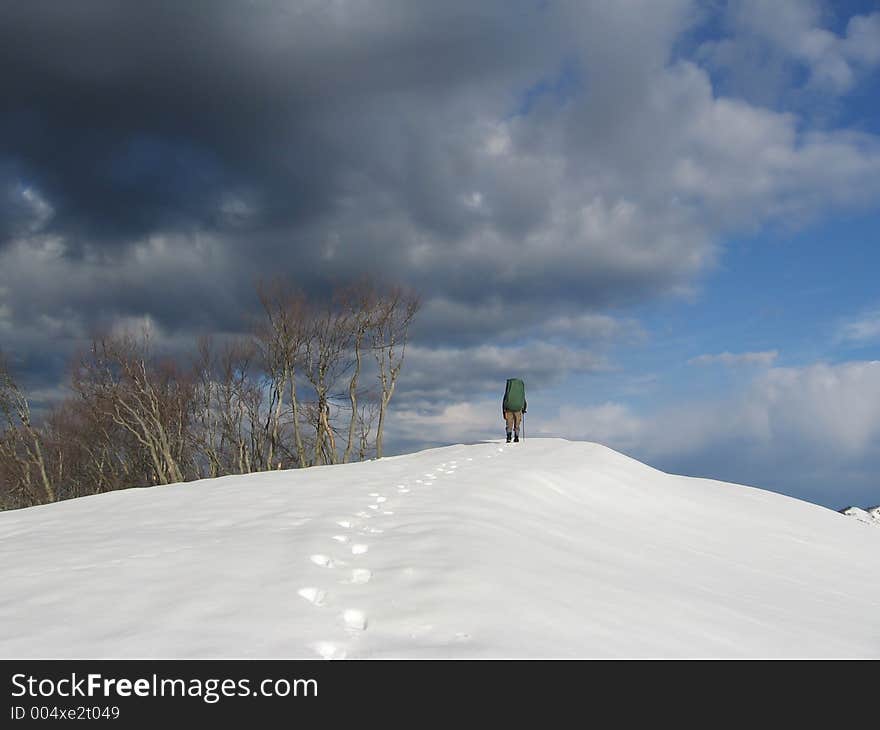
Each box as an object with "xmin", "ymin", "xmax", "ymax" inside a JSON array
[{"xmin": 502, "ymin": 378, "xmax": 527, "ymax": 443}]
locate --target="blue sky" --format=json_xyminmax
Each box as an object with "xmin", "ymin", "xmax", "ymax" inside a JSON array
[
  {"xmin": 530, "ymin": 207, "xmax": 880, "ymax": 507},
  {"xmin": 1, "ymin": 1, "xmax": 879, "ymax": 510},
  {"xmin": 462, "ymin": 0, "xmax": 880, "ymax": 509}
]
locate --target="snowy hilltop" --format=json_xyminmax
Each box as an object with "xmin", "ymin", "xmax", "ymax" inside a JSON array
[
  {"xmin": 1, "ymin": 438, "xmax": 878, "ymax": 659},
  {"xmin": 840, "ymin": 505, "xmax": 880, "ymax": 528}
]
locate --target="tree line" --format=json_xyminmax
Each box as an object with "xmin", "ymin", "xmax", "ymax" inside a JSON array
[{"xmin": 0, "ymin": 280, "xmax": 420, "ymax": 510}]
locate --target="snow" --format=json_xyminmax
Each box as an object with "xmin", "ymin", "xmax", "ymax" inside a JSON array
[
  {"xmin": 841, "ymin": 506, "xmax": 880, "ymax": 528},
  {"xmin": 1, "ymin": 438, "xmax": 878, "ymax": 659}
]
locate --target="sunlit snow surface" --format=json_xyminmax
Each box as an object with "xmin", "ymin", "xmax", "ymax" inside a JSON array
[
  {"xmin": 841, "ymin": 506, "xmax": 880, "ymax": 528},
  {"xmin": 2, "ymin": 439, "xmax": 878, "ymax": 658}
]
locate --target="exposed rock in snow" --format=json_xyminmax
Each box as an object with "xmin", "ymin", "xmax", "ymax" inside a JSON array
[{"xmin": 840, "ymin": 505, "xmax": 880, "ymax": 527}]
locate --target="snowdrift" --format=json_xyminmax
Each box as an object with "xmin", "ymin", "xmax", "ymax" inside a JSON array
[
  {"xmin": 1, "ymin": 438, "xmax": 878, "ymax": 658},
  {"xmin": 841, "ymin": 505, "xmax": 880, "ymax": 528}
]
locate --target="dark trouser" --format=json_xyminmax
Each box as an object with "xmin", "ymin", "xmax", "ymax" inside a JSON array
[{"xmin": 504, "ymin": 410, "xmax": 522, "ymax": 435}]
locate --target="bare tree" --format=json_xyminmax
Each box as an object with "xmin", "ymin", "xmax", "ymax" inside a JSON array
[
  {"xmin": 42, "ymin": 394, "xmax": 138, "ymax": 501},
  {"xmin": 191, "ymin": 337, "xmax": 224, "ymax": 478},
  {"xmin": 256, "ymin": 281, "xmax": 309, "ymax": 470},
  {"xmin": 302, "ymin": 299, "xmax": 353, "ymax": 466},
  {"xmin": 0, "ymin": 357, "xmax": 55, "ymax": 504},
  {"xmin": 371, "ymin": 288, "xmax": 420, "ymax": 458},
  {"xmin": 72, "ymin": 332, "xmax": 191, "ymax": 486},
  {"xmin": 357, "ymin": 397, "xmax": 379, "ymax": 462},
  {"xmin": 215, "ymin": 338, "xmax": 261, "ymax": 475},
  {"xmin": 0, "ymin": 279, "xmax": 421, "ymax": 511},
  {"xmin": 338, "ymin": 281, "xmax": 381, "ymax": 463}
]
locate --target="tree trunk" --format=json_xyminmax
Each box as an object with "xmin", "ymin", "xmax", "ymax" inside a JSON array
[
  {"xmin": 289, "ymin": 373, "xmax": 306, "ymax": 468},
  {"xmin": 31, "ymin": 434, "xmax": 55, "ymax": 503},
  {"xmin": 343, "ymin": 335, "xmax": 363, "ymax": 463}
]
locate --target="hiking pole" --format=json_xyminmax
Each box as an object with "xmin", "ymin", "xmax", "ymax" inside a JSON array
[{"xmin": 522, "ymin": 411, "xmax": 525, "ymax": 442}]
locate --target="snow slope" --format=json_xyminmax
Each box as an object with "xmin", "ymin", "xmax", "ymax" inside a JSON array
[
  {"xmin": 841, "ymin": 506, "xmax": 880, "ymax": 527},
  {"xmin": 1, "ymin": 438, "xmax": 878, "ymax": 659}
]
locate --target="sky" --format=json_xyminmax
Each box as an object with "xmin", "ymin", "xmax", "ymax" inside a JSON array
[{"xmin": 1, "ymin": 0, "xmax": 879, "ymax": 509}]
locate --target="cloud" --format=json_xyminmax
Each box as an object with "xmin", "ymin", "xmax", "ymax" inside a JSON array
[
  {"xmin": 0, "ymin": 304, "xmax": 10, "ymax": 334},
  {"xmin": 838, "ymin": 309, "xmax": 880, "ymax": 344},
  {"xmin": 844, "ymin": 12, "xmax": 880, "ymax": 66},
  {"xmin": 397, "ymin": 342, "xmax": 608, "ymax": 407},
  {"xmin": 541, "ymin": 312, "xmax": 645, "ymax": 344},
  {"xmin": 700, "ymin": 1, "xmax": 880, "ymax": 98},
  {"xmin": 532, "ymin": 402, "xmax": 645, "ymax": 451},
  {"xmin": 0, "ymin": 169, "xmax": 54, "ymax": 242},
  {"xmin": 520, "ymin": 360, "xmax": 880, "ymax": 508},
  {"xmin": 753, "ymin": 361, "xmax": 880, "ymax": 456},
  {"xmin": 659, "ymin": 361, "xmax": 880, "ymax": 464},
  {"xmin": 1, "ymin": 1, "xmax": 880, "ymax": 456},
  {"xmin": 689, "ymin": 350, "xmax": 778, "ymax": 366},
  {"xmin": 388, "ymin": 398, "xmax": 501, "ymax": 450}
]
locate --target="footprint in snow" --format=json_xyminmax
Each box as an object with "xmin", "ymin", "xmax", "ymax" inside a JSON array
[
  {"xmin": 297, "ymin": 587, "xmax": 327, "ymax": 606},
  {"xmin": 368, "ymin": 505, "xmax": 379, "ymax": 511},
  {"xmin": 397, "ymin": 486, "xmax": 410, "ymax": 493},
  {"xmin": 351, "ymin": 544, "xmax": 369, "ymax": 555},
  {"xmin": 343, "ymin": 609, "xmax": 368, "ymax": 631},
  {"xmin": 332, "ymin": 535, "xmax": 349, "ymax": 543},
  {"xmin": 349, "ymin": 568, "xmax": 372, "ymax": 584},
  {"xmin": 336, "ymin": 520, "xmax": 352, "ymax": 528},
  {"xmin": 312, "ymin": 641, "xmax": 346, "ymax": 660},
  {"xmin": 375, "ymin": 496, "xmax": 387, "ymax": 503},
  {"xmin": 310, "ymin": 554, "xmax": 334, "ymax": 568}
]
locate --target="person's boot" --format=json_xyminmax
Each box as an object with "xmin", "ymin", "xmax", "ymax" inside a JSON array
[
  {"xmin": 514, "ymin": 432, "xmax": 520, "ymax": 443},
  {"xmin": 506, "ymin": 431, "xmax": 512, "ymax": 443}
]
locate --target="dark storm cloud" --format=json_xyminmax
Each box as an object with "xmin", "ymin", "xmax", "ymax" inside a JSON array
[
  {"xmin": 0, "ymin": 1, "xmax": 706, "ymax": 332},
  {"xmin": 0, "ymin": 1, "xmax": 544, "ymax": 385},
  {"xmin": 0, "ymin": 0, "xmax": 549, "ymax": 247},
  {"xmin": 408, "ymin": 340, "xmax": 606, "ymax": 393},
  {"xmin": 3, "ymin": 0, "xmax": 880, "ymax": 415}
]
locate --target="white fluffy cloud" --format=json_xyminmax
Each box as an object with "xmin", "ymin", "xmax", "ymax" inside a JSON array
[
  {"xmin": 398, "ymin": 342, "xmax": 608, "ymax": 406},
  {"xmin": 519, "ymin": 360, "xmax": 880, "ymax": 506},
  {"xmin": 752, "ymin": 361, "xmax": 880, "ymax": 457},
  {"xmin": 689, "ymin": 350, "xmax": 779, "ymax": 366},
  {"xmin": 838, "ymin": 309, "xmax": 880, "ymax": 344},
  {"xmin": 536, "ymin": 360, "xmax": 880, "ymax": 461},
  {"xmin": 532, "ymin": 402, "xmax": 646, "ymax": 452},
  {"xmin": 704, "ymin": 1, "xmax": 880, "ymax": 95},
  {"xmin": 388, "ymin": 398, "xmax": 501, "ymax": 448}
]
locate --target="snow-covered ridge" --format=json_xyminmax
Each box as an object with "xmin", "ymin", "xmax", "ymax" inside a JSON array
[
  {"xmin": 840, "ymin": 505, "xmax": 880, "ymax": 527},
  {"xmin": 1, "ymin": 438, "xmax": 878, "ymax": 659}
]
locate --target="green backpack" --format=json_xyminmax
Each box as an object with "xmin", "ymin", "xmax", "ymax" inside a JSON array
[{"xmin": 503, "ymin": 378, "xmax": 526, "ymax": 412}]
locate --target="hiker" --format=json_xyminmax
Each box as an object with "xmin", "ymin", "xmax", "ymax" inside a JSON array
[{"xmin": 502, "ymin": 378, "xmax": 526, "ymax": 443}]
